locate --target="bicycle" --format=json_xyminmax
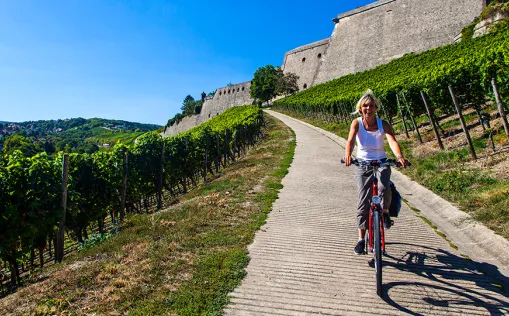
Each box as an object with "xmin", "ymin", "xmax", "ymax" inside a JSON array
[{"xmin": 341, "ymin": 158, "xmax": 405, "ymax": 296}]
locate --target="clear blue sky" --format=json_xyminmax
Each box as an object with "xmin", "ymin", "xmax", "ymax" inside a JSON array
[{"xmin": 0, "ymin": 0, "xmax": 375, "ymax": 125}]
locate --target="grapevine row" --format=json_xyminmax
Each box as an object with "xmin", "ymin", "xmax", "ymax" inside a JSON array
[{"xmin": 0, "ymin": 105, "xmax": 263, "ymax": 289}]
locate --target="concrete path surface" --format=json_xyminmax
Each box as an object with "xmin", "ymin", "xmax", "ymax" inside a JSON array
[{"xmin": 223, "ymin": 111, "xmax": 509, "ymax": 315}]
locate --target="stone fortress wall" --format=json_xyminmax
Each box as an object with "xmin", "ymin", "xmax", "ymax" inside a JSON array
[
  {"xmin": 162, "ymin": 81, "xmax": 253, "ymax": 137},
  {"xmin": 164, "ymin": 0, "xmax": 486, "ymax": 137},
  {"xmin": 281, "ymin": 39, "xmax": 329, "ymax": 92},
  {"xmin": 285, "ymin": 0, "xmax": 484, "ymax": 87}
]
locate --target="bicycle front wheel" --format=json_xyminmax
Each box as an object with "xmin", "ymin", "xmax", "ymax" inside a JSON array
[{"xmin": 373, "ymin": 211, "xmax": 383, "ymax": 296}]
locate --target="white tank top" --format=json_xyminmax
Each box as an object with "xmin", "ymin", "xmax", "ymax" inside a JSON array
[{"xmin": 356, "ymin": 117, "xmax": 386, "ymax": 160}]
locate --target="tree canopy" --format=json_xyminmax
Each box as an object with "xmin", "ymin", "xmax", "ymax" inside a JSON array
[
  {"xmin": 250, "ymin": 65, "xmax": 283, "ymax": 105},
  {"xmin": 250, "ymin": 65, "xmax": 299, "ymax": 105},
  {"xmin": 277, "ymin": 72, "xmax": 300, "ymax": 96},
  {"xmin": 181, "ymin": 95, "xmax": 196, "ymax": 116},
  {"xmin": 3, "ymin": 134, "xmax": 39, "ymax": 157}
]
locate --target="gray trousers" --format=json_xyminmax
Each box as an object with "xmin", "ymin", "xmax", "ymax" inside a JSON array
[{"xmin": 355, "ymin": 165, "xmax": 392, "ymax": 230}]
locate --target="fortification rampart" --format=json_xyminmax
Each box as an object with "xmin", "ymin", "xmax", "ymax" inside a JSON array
[
  {"xmin": 164, "ymin": 0, "xmax": 486, "ymax": 137},
  {"xmin": 162, "ymin": 81, "xmax": 253, "ymax": 137},
  {"xmin": 313, "ymin": 0, "xmax": 483, "ymax": 84},
  {"xmin": 283, "ymin": 0, "xmax": 483, "ymax": 86},
  {"xmin": 281, "ymin": 38, "xmax": 329, "ymax": 91}
]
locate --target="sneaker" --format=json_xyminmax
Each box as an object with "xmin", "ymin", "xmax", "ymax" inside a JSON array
[
  {"xmin": 383, "ymin": 212, "xmax": 392, "ymax": 230},
  {"xmin": 354, "ymin": 239, "xmax": 366, "ymax": 255}
]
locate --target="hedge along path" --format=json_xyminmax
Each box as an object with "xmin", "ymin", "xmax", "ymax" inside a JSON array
[{"xmin": 223, "ymin": 110, "xmax": 509, "ymax": 315}]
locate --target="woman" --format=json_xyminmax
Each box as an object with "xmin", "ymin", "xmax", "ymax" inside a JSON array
[{"xmin": 343, "ymin": 90, "xmax": 409, "ymax": 255}]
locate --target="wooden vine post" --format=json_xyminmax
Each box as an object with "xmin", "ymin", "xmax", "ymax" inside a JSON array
[
  {"xmin": 449, "ymin": 86, "xmax": 477, "ymax": 160},
  {"xmin": 215, "ymin": 134, "xmax": 220, "ymax": 173},
  {"xmin": 158, "ymin": 142, "xmax": 164, "ymax": 209},
  {"xmin": 492, "ymin": 78, "xmax": 509, "ymax": 140},
  {"xmin": 401, "ymin": 92, "xmax": 423, "ymax": 143},
  {"xmin": 342, "ymin": 103, "xmax": 350, "ymax": 123},
  {"xmin": 233, "ymin": 130, "xmax": 238, "ymax": 159},
  {"xmin": 241, "ymin": 127, "xmax": 246, "ymax": 156},
  {"xmin": 396, "ymin": 94, "xmax": 410, "ymax": 138},
  {"xmin": 420, "ymin": 90, "xmax": 445, "ymax": 150},
  {"xmin": 332, "ymin": 104, "xmax": 339, "ymax": 124},
  {"xmin": 56, "ymin": 154, "xmax": 69, "ymax": 263},
  {"xmin": 224, "ymin": 129, "xmax": 228, "ymax": 166},
  {"xmin": 231, "ymin": 129, "xmax": 236, "ymax": 162},
  {"xmin": 183, "ymin": 137, "xmax": 188, "ymax": 193},
  {"xmin": 380, "ymin": 103, "xmax": 392, "ymax": 126},
  {"xmin": 203, "ymin": 135, "xmax": 208, "ymax": 183},
  {"xmin": 223, "ymin": 129, "xmax": 228, "ymax": 168},
  {"xmin": 120, "ymin": 151, "xmax": 128, "ymax": 221}
]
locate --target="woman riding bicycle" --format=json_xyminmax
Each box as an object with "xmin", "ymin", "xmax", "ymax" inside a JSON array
[{"xmin": 343, "ymin": 90, "xmax": 409, "ymax": 255}]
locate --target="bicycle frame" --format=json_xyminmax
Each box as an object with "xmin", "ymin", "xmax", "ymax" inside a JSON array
[
  {"xmin": 367, "ymin": 167, "xmax": 385, "ymax": 254},
  {"xmin": 341, "ymin": 157, "xmax": 406, "ymax": 297}
]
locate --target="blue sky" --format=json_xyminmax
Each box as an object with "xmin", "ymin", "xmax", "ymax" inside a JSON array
[{"xmin": 0, "ymin": 0, "xmax": 375, "ymax": 125}]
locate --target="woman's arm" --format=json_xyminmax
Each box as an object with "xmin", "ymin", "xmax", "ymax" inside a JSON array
[
  {"xmin": 383, "ymin": 120, "xmax": 409, "ymax": 168},
  {"xmin": 344, "ymin": 119, "xmax": 359, "ymax": 166}
]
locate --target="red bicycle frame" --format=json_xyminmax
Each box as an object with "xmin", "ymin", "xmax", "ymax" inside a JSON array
[{"xmin": 367, "ymin": 171, "xmax": 386, "ymax": 253}]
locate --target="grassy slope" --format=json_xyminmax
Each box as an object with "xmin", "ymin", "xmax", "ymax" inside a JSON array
[
  {"xmin": 0, "ymin": 113, "xmax": 296, "ymax": 315},
  {"xmin": 274, "ymin": 108, "xmax": 509, "ymax": 240}
]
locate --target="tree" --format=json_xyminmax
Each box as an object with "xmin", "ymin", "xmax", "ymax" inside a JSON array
[
  {"xmin": 43, "ymin": 139, "xmax": 56, "ymax": 155},
  {"xmin": 250, "ymin": 65, "xmax": 284, "ymax": 105},
  {"xmin": 277, "ymin": 72, "xmax": 300, "ymax": 96},
  {"xmin": 3, "ymin": 134, "xmax": 39, "ymax": 157},
  {"xmin": 181, "ymin": 95, "xmax": 196, "ymax": 116}
]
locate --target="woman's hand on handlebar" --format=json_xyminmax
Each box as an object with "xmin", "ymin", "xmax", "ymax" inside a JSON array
[
  {"xmin": 343, "ymin": 154, "xmax": 352, "ymax": 167},
  {"xmin": 397, "ymin": 157, "xmax": 410, "ymax": 168}
]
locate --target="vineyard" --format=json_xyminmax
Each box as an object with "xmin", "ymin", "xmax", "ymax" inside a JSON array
[
  {"xmin": 0, "ymin": 105, "xmax": 263, "ymax": 292},
  {"xmin": 272, "ymin": 21, "xmax": 509, "ymax": 132},
  {"xmin": 85, "ymin": 130, "xmax": 145, "ymax": 147},
  {"xmin": 271, "ymin": 16, "xmax": 509, "ymax": 242}
]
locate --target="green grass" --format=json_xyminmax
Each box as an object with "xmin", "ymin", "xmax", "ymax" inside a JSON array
[
  {"xmin": 393, "ymin": 121, "xmax": 509, "ymax": 240},
  {"xmin": 396, "ymin": 132, "xmax": 509, "ymax": 240},
  {"xmin": 0, "ymin": 114, "xmax": 296, "ymax": 315},
  {"xmin": 404, "ymin": 150, "xmax": 509, "ymax": 239}
]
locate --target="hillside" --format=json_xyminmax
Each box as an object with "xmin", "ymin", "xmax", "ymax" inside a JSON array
[
  {"xmin": 0, "ymin": 107, "xmax": 280, "ymax": 314},
  {"xmin": 0, "ymin": 118, "xmax": 161, "ymax": 155}
]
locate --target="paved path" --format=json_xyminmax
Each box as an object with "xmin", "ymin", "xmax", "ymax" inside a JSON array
[{"xmin": 223, "ymin": 111, "xmax": 509, "ymax": 315}]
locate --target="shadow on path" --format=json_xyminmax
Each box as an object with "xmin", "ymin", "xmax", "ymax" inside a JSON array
[{"xmin": 381, "ymin": 242, "xmax": 509, "ymax": 315}]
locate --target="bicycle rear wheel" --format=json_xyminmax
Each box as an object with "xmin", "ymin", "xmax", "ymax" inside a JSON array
[{"xmin": 373, "ymin": 211, "xmax": 383, "ymax": 296}]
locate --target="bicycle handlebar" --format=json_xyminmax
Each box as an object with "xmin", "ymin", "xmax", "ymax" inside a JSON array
[{"xmin": 341, "ymin": 158, "xmax": 410, "ymax": 168}]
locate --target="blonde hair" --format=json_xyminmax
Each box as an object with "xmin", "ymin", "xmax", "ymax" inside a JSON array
[{"xmin": 352, "ymin": 89, "xmax": 381, "ymax": 115}]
